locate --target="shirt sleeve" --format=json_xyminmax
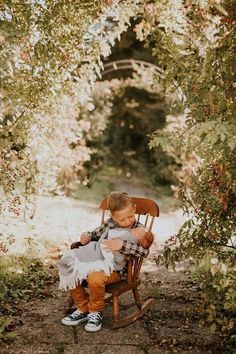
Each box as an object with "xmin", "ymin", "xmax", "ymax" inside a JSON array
[
  {"xmin": 121, "ymin": 240, "xmax": 149, "ymax": 258},
  {"xmin": 89, "ymin": 218, "xmax": 116, "ymax": 241}
]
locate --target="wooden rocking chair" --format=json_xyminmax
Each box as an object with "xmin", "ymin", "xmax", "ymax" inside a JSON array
[
  {"xmin": 68, "ymin": 196, "xmax": 159, "ymax": 329},
  {"xmin": 100, "ymin": 196, "xmax": 159, "ymax": 329}
]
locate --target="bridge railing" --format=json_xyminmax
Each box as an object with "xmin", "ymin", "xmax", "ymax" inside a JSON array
[{"xmin": 102, "ymin": 59, "xmax": 164, "ymax": 77}]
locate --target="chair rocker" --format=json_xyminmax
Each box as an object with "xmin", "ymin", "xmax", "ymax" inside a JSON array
[{"xmin": 68, "ymin": 196, "xmax": 159, "ymax": 329}]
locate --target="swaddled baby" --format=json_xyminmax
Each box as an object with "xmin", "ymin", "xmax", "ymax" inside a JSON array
[{"xmin": 57, "ymin": 227, "xmax": 153, "ymax": 290}]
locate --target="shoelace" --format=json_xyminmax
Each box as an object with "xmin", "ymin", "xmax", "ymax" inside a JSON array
[
  {"xmin": 88, "ymin": 312, "xmax": 102, "ymax": 323},
  {"xmin": 71, "ymin": 310, "xmax": 83, "ymax": 318}
]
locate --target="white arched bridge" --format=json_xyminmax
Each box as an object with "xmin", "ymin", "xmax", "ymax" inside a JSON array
[{"xmin": 101, "ymin": 59, "xmax": 164, "ymax": 77}]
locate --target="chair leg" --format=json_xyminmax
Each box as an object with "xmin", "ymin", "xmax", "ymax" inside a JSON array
[
  {"xmin": 112, "ymin": 295, "xmax": 120, "ymax": 321},
  {"xmin": 132, "ymin": 288, "xmax": 142, "ymax": 310}
]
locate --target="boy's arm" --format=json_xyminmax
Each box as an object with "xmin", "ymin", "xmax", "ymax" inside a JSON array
[
  {"xmin": 101, "ymin": 238, "xmax": 149, "ymax": 257},
  {"xmin": 120, "ymin": 241, "xmax": 149, "ymax": 258},
  {"xmin": 89, "ymin": 218, "xmax": 117, "ymax": 241},
  {"xmin": 121, "ymin": 221, "xmax": 149, "ymax": 257}
]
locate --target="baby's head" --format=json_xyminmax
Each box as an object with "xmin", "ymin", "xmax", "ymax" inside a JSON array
[
  {"xmin": 107, "ymin": 192, "xmax": 136, "ymax": 228},
  {"xmin": 131, "ymin": 228, "xmax": 154, "ymax": 249},
  {"xmin": 140, "ymin": 231, "xmax": 153, "ymax": 249}
]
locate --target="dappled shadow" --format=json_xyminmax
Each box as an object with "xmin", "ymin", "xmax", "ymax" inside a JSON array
[{"xmin": 1, "ymin": 246, "xmax": 224, "ymax": 354}]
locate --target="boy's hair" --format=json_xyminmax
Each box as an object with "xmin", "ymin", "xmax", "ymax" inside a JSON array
[{"xmin": 107, "ymin": 192, "xmax": 133, "ymax": 213}]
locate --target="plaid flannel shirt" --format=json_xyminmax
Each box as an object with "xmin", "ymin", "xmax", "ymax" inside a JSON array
[{"xmin": 88, "ymin": 218, "xmax": 149, "ymax": 258}]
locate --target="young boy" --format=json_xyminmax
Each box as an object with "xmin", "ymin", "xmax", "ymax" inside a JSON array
[{"xmin": 61, "ymin": 192, "xmax": 153, "ymax": 332}]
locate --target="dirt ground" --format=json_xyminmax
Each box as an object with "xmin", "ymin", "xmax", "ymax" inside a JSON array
[
  {"xmin": 0, "ymin": 182, "xmax": 225, "ymax": 354},
  {"xmin": 0, "ymin": 247, "xmax": 224, "ymax": 354}
]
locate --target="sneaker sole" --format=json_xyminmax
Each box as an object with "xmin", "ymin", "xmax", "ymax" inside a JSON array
[
  {"xmin": 61, "ymin": 317, "xmax": 88, "ymax": 326},
  {"xmin": 85, "ymin": 323, "xmax": 102, "ymax": 332}
]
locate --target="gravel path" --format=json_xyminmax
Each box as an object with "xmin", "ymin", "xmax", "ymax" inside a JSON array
[
  {"xmin": 1, "ymin": 193, "xmax": 224, "ymax": 354},
  {"xmin": 1, "ymin": 251, "xmax": 223, "ymax": 354}
]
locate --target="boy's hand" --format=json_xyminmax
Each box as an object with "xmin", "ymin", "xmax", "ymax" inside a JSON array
[
  {"xmin": 80, "ymin": 232, "xmax": 91, "ymax": 245},
  {"xmin": 131, "ymin": 227, "xmax": 146, "ymax": 241},
  {"xmin": 101, "ymin": 239, "xmax": 123, "ymax": 252},
  {"xmin": 70, "ymin": 241, "xmax": 81, "ymax": 249}
]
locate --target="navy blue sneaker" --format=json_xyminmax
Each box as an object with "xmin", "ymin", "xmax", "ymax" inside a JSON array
[
  {"xmin": 85, "ymin": 312, "xmax": 103, "ymax": 332},
  {"xmin": 62, "ymin": 309, "xmax": 88, "ymax": 326}
]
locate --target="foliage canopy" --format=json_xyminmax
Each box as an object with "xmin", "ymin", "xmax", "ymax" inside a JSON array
[{"xmin": 0, "ymin": 0, "xmax": 235, "ymax": 345}]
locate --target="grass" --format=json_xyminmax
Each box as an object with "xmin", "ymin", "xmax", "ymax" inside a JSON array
[
  {"xmin": 71, "ymin": 166, "xmax": 180, "ymax": 213},
  {"xmin": 0, "ymin": 255, "xmax": 56, "ymax": 306},
  {"xmin": 71, "ymin": 178, "xmax": 112, "ymax": 204},
  {"xmin": 0, "ymin": 255, "xmax": 57, "ymax": 342}
]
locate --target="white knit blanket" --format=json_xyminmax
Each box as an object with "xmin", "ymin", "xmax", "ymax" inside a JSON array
[{"xmin": 57, "ymin": 228, "xmax": 137, "ymax": 290}]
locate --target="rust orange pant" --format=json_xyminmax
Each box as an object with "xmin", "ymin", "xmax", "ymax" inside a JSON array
[{"xmin": 70, "ymin": 271, "xmax": 121, "ymax": 313}]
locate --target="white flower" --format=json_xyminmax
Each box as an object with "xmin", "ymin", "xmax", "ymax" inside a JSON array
[
  {"xmin": 220, "ymin": 263, "xmax": 228, "ymax": 275},
  {"xmin": 210, "ymin": 258, "xmax": 219, "ymax": 265}
]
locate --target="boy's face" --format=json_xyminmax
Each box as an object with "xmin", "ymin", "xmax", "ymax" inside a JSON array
[{"xmin": 111, "ymin": 203, "xmax": 136, "ymax": 228}]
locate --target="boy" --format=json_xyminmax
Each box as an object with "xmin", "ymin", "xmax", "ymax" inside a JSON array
[{"xmin": 61, "ymin": 192, "xmax": 152, "ymax": 332}]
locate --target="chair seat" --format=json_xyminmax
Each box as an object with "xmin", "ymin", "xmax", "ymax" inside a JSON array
[{"xmin": 105, "ymin": 278, "xmax": 141, "ymax": 295}]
